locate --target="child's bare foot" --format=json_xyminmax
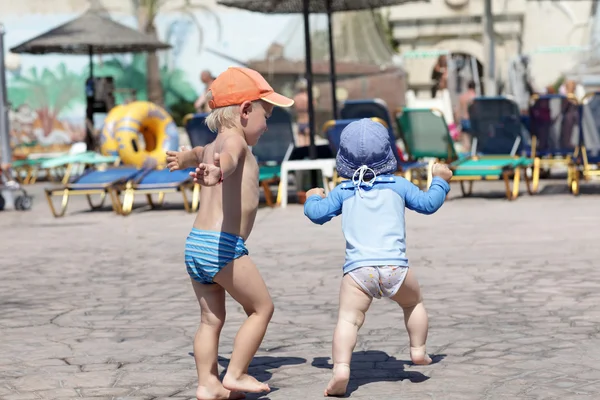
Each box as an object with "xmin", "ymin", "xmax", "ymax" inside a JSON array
[
  {"xmin": 410, "ymin": 346, "xmax": 432, "ymax": 365},
  {"xmin": 222, "ymin": 373, "xmax": 270, "ymax": 394},
  {"xmin": 196, "ymin": 384, "xmax": 245, "ymax": 400},
  {"xmin": 324, "ymin": 363, "xmax": 350, "ymax": 397}
]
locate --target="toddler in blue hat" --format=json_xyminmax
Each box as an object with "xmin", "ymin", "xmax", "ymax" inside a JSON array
[{"xmin": 304, "ymin": 118, "xmax": 453, "ymax": 397}]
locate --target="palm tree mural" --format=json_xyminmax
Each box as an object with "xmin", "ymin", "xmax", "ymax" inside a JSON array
[
  {"xmin": 132, "ymin": 0, "xmax": 222, "ymax": 106},
  {"xmin": 92, "ymin": 53, "xmax": 198, "ymax": 106},
  {"xmin": 6, "ymin": 53, "xmax": 197, "ymax": 147},
  {"xmin": 5, "ymin": 2, "xmax": 218, "ymax": 146},
  {"xmin": 7, "ymin": 63, "xmax": 85, "ymax": 138}
]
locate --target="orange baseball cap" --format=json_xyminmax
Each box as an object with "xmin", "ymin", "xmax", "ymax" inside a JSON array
[{"xmin": 207, "ymin": 67, "xmax": 294, "ymax": 110}]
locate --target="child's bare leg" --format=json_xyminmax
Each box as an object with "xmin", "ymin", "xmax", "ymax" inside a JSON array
[
  {"xmin": 390, "ymin": 268, "xmax": 432, "ymax": 365},
  {"xmin": 325, "ymin": 274, "xmax": 373, "ymax": 397},
  {"xmin": 214, "ymin": 256, "xmax": 274, "ymax": 394},
  {"xmin": 190, "ymin": 280, "xmax": 245, "ymax": 400}
]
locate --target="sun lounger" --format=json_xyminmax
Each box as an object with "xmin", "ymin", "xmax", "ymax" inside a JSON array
[
  {"xmin": 184, "ymin": 113, "xmax": 217, "ymax": 147},
  {"xmin": 112, "ymin": 168, "xmax": 199, "ymax": 216},
  {"xmin": 450, "ymin": 97, "xmax": 533, "ymax": 200},
  {"xmin": 253, "ymin": 107, "xmax": 295, "ymax": 206},
  {"xmin": 571, "ymin": 92, "xmax": 600, "ymax": 194},
  {"xmin": 527, "ymin": 94, "xmax": 579, "ymax": 192},
  {"xmin": 40, "ymin": 151, "xmax": 120, "ymax": 184},
  {"xmin": 45, "ymin": 167, "xmax": 142, "ymax": 217},
  {"xmin": 397, "ymin": 107, "xmax": 458, "ymax": 162}
]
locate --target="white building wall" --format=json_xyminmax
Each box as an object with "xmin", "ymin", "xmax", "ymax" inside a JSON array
[{"xmin": 389, "ymin": 0, "xmax": 594, "ymax": 92}]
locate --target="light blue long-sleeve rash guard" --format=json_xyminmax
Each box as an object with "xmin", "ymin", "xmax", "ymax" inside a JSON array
[{"xmin": 304, "ymin": 175, "xmax": 451, "ymax": 274}]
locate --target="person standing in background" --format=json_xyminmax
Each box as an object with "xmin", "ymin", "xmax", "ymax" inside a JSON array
[
  {"xmin": 431, "ymin": 55, "xmax": 448, "ymax": 98},
  {"xmin": 293, "ymin": 79, "xmax": 310, "ymax": 147},
  {"xmin": 194, "ymin": 70, "xmax": 216, "ymax": 113}
]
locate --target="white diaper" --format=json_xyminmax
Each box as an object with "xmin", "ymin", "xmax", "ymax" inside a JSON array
[{"xmin": 348, "ymin": 265, "xmax": 409, "ymax": 299}]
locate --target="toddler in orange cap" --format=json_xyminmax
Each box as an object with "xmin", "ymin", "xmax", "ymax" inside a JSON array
[{"xmin": 166, "ymin": 67, "xmax": 294, "ymax": 399}]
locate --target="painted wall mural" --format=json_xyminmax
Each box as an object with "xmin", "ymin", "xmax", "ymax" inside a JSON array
[
  {"xmin": 7, "ymin": 56, "xmax": 197, "ymax": 150},
  {"xmin": 3, "ymin": 10, "xmax": 304, "ymax": 150},
  {"xmin": 8, "ymin": 63, "xmax": 88, "ymax": 148}
]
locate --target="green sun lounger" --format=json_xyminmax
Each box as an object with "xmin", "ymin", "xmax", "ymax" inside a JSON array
[
  {"xmin": 450, "ymin": 156, "xmax": 533, "ymax": 200},
  {"xmin": 397, "ymin": 107, "xmax": 458, "ymax": 162},
  {"xmin": 11, "ymin": 156, "xmax": 54, "ymax": 184}
]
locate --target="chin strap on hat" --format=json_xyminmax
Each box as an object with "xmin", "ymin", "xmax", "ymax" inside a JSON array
[{"xmin": 352, "ymin": 165, "xmax": 377, "ymax": 198}]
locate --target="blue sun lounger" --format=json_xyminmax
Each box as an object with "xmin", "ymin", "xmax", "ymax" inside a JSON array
[
  {"xmin": 40, "ymin": 151, "xmax": 120, "ymax": 184},
  {"xmin": 45, "ymin": 167, "xmax": 142, "ymax": 217},
  {"xmin": 112, "ymin": 168, "xmax": 199, "ymax": 216},
  {"xmin": 450, "ymin": 97, "xmax": 534, "ymax": 200},
  {"xmin": 527, "ymin": 94, "xmax": 579, "ymax": 192}
]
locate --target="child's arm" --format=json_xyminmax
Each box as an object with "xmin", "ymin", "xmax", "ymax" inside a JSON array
[
  {"xmin": 304, "ymin": 186, "xmax": 345, "ymax": 225},
  {"xmin": 401, "ymin": 163, "xmax": 452, "ymax": 215},
  {"xmin": 215, "ymin": 136, "xmax": 246, "ymax": 180},
  {"xmin": 402, "ymin": 177, "xmax": 450, "ymax": 215},
  {"xmin": 166, "ymin": 146, "xmax": 204, "ymax": 171}
]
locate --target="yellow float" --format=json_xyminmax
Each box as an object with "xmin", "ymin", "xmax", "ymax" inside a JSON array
[
  {"xmin": 100, "ymin": 104, "xmax": 128, "ymax": 157},
  {"xmin": 103, "ymin": 101, "xmax": 180, "ymax": 168}
]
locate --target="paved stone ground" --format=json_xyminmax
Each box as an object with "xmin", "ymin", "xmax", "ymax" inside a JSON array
[{"xmin": 2, "ymin": 179, "xmax": 600, "ymax": 400}]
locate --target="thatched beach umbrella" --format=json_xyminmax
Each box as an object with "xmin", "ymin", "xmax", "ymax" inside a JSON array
[
  {"xmin": 10, "ymin": 7, "xmax": 171, "ymax": 148},
  {"xmin": 217, "ymin": 0, "xmax": 427, "ymax": 162}
]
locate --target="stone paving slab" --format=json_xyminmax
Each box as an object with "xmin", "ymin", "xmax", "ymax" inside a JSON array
[{"xmin": 1, "ymin": 180, "xmax": 600, "ymax": 399}]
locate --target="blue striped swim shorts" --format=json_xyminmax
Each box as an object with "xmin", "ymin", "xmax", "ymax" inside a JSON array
[{"xmin": 184, "ymin": 228, "xmax": 249, "ymax": 284}]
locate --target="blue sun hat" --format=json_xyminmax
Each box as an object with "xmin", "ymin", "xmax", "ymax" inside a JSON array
[{"xmin": 336, "ymin": 118, "xmax": 397, "ymax": 183}]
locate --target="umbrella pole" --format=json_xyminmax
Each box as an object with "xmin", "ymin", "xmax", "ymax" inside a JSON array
[
  {"xmin": 482, "ymin": 0, "xmax": 496, "ymax": 95},
  {"xmin": 302, "ymin": 0, "xmax": 319, "ymax": 164},
  {"xmin": 85, "ymin": 46, "xmax": 95, "ymax": 151},
  {"xmin": 326, "ymin": 0, "xmax": 338, "ymax": 119},
  {"xmin": 302, "ymin": 0, "xmax": 318, "ymax": 187},
  {"xmin": 302, "ymin": 0, "xmax": 316, "ymax": 159}
]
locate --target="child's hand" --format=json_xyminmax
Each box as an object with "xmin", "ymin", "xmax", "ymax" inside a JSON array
[
  {"xmin": 306, "ymin": 187, "xmax": 326, "ymax": 199},
  {"xmin": 191, "ymin": 153, "xmax": 222, "ymax": 186},
  {"xmin": 432, "ymin": 163, "xmax": 453, "ymax": 182},
  {"xmin": 166, "ymin": 146, "xmax": 191, "ymax": 172}
]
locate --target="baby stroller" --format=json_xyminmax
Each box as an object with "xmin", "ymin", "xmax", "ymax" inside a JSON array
[{"xmin": 0, "ymin": 163, "xmax": 32, "ymax": 211}]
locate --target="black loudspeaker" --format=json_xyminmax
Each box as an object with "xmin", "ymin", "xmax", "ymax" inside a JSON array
[{"xmin": 86, "ymin": 76, "xmax": 115, "ymax": 113}]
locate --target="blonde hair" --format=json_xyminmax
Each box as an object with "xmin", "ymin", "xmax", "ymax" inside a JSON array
[
  {"xmin": 205, "ymin": 91, "xmax": 240, "ymax": 132},
  {"xmin": 204, "ymin": 91, "xmax": 266, "ymax": 132}
]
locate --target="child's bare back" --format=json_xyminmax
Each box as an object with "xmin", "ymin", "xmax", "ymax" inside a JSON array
[{"xmin": 194, "ymin": 133, "xmax": 260, "ymax": 240}]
